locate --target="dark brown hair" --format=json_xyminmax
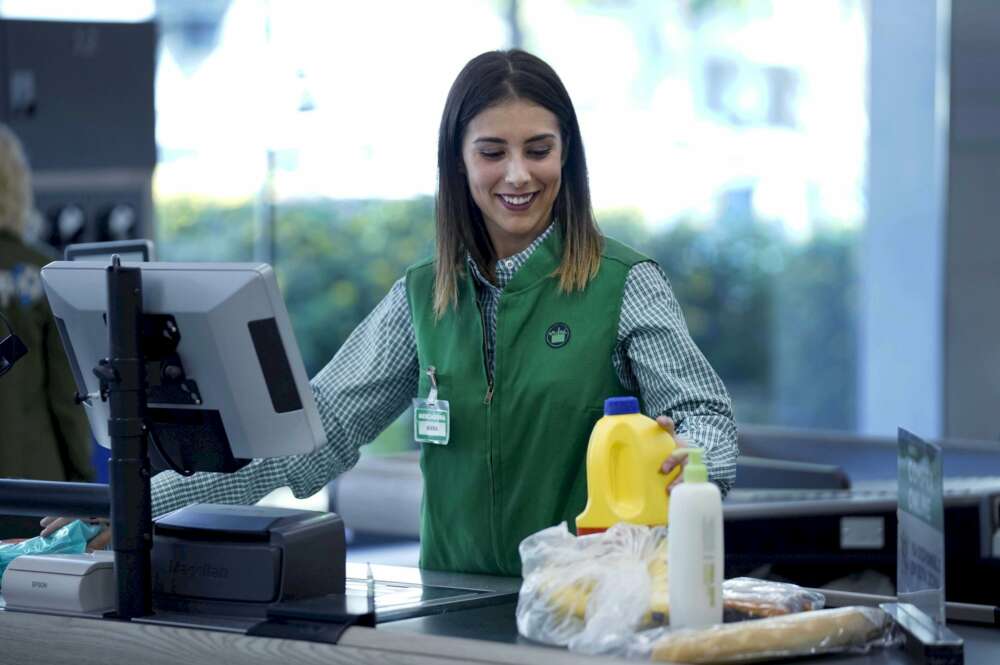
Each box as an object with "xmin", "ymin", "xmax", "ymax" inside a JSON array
[{"xmin": 434, "ymin": 49, "xmax": 602, "ymax": 317}]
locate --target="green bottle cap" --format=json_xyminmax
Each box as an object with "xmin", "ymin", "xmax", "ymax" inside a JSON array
[{"xmin": 683, "ymin": 447, "xmax": 708, "ymax": 483}]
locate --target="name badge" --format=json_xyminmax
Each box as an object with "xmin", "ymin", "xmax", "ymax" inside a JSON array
[{"xmin": 414, "ymin": 366, "xmax": 449, "ymax": 445}]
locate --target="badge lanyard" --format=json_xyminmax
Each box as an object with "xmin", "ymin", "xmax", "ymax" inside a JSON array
[{"xmin": 413, "ymin": 366, "xmax": 450, "ymax": 445}]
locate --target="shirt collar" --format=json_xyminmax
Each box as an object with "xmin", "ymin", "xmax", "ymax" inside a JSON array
[{"xmin": 467, "ymin": 223, "xmax": 556, "ymax": 290}]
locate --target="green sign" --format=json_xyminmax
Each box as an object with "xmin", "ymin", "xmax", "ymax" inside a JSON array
[{"xmin": 897, "ymin": 428, "xmax": 945, "ymax": 626}]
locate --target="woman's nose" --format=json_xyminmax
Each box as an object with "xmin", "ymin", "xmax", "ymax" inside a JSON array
[{"xmin": 505, "ymin": 157, "xmax": 529, "ymax": 188}]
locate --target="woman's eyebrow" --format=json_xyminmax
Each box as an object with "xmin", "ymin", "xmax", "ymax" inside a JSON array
[
  {"xmin": 472, "ymin": 133, "xmax": 557, "ymax": 145},
  {"xmin": 525, "ymin": 133, "xmax": 557, "ymax": 143}
]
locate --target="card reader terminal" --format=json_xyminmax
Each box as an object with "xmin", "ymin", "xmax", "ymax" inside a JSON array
[{"xmin": 152, "ymin": 503, "xmax": 345, "ymax": 617}]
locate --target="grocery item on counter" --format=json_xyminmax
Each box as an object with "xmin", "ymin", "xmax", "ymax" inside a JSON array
[
  {"xmin": 519, "ymin": 500, "xmax": 899, "ymax": 662},
  {"xmin": 517, "ymin": 521, "xmax": 831, "ymax": 654},
  {"xmin": 518, "ymin": 522, "xmax": 670, "ymax": 649},
  {"xmin": 722, "ymin": 578, "xmax": 824, "ymax": 620},
  {"xmin": 537, "ymin": 532, "xmax": 670, "ymax": 628},
  {"xmin": 646, "ymin": 606, "xmax": 895, "ymax": 664},
  {"xmin": 575, "ymin": 396, "xmax": 680, "ymax": 535},
  {"xmin": 667, "ymin": 447, "xmax": 724, "ymax": 629}
]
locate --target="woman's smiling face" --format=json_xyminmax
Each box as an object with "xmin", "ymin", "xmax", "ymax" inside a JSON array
[{"xmin": 461, "ymin": 99, "xmax": 563, "ymax": 259}]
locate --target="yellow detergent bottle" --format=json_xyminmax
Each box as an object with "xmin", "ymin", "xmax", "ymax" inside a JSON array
[{"xmin": 576, "ymin": 396, "xmax": 681, "ymax": 535}]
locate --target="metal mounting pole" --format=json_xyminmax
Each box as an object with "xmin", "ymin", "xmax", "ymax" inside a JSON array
[{"xmin": 104, "ymin": 255, "xmax": 152, "ymax": 619}]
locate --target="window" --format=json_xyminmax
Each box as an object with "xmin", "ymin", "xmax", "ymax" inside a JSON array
[{"xmin": 4, "ymin": 0, "xmax": 869, "ymax": 436}]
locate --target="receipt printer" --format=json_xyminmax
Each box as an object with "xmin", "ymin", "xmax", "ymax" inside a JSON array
[
  {"xmin": 152, "ymin": 503, "xmax": 345, "ymax": 616},
  {"xmin": 2, "ymin": 551, "xmax": 115, "ymax": 615}
]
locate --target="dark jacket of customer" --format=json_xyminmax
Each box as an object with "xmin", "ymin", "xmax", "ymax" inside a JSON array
[
  {"xmin": 0, "ymin": 121, "xmax": 93, "ymax": 487},
  {"xmin": 0, "ymin": 230, "xmax": 93, "ymax": 482}
]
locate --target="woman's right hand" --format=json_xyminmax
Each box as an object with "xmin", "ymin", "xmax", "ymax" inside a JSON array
[
  {"xmin": 39, "ymin": 516, "xmax": 112, "ymax": 551},
  {"xmin": 657, "ymin": 415, "xmax": 690, "ymax": 492}
]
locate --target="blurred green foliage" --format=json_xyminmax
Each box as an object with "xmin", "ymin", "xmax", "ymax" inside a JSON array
[
  {"xmin": 272, "ymin": 198, "xmax": 435, "ymax": 377},
  {"xmin": 157, "ymin": 195, "xmax": 858, "ymax": 453},
  {"xmin": 598, "ymin": 207, "xmax": 857, "ymax": 429},
  {"xmin": 155, "ymin": 197, "xmax": 256, "ymax": 262}
]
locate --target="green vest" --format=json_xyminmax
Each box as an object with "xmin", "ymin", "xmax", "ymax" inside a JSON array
[{"xmin": 405, "ymin": 231, "xmax": 650, "ymax": 576}]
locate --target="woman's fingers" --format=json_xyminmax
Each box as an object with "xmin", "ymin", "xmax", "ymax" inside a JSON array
[
  {"xmin": 655, "ymin": 415, "xmax": 676, "ymax": 437},
  {"xmin": 659, "ymin": 414, "xmax": 690, "ymax": 475},
  {"xmin": 39, "ymin": 516, "xmax": 109, "ymax": 540},
  {"xmin": 39, "ymin": 516, "xmax": 72, "ymax": 537},
  {"xmin": 656, "ymin": 415, "xmax": 694, "ymax": 492},
  {"xmin": 661, "ymin": 447, "xmax": 691, "ymax": 473},
  {"xmin": 87, "ymin": 528, "xmax": 113, "ymax": 552}
]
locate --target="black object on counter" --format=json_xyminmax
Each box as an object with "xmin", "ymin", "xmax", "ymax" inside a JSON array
[{"xmin": 151, "ymin": 503, "xmax": 346, "ymax": 617}]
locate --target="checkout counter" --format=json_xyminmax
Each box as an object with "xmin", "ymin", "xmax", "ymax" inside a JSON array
[
  {"xmin": 2, "ymin": 432, "xmax": 998, "ymax": 664},
  {"xmin": 1, "ymin": 259, "xmax": 996, "ymax": 663},
  {"xmin": 2, "ymin": 562, "xmax": 1000, "ymax": 665},
  {"xmin": 2, "ymin": 440, "xmax": 1000, "ymax": 664}
]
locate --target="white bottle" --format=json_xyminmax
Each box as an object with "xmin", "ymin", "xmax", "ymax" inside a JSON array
[{"xmin": 667, "ymin": 447, "xmax": 724, "ymax": 629}]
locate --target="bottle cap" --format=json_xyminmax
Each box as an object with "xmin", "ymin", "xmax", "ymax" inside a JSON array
[
  {"xmin": 604, "ymin": 396, "xmax": 639, "ymax": 416},
  {"xmin": 683, "ymin": 447, "xmax": 708, "ymax": 483}
]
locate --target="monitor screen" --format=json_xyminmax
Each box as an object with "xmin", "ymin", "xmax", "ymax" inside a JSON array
[{"xmin": 40, "ymin": 262, "xmax": 324, "ymax": 464}]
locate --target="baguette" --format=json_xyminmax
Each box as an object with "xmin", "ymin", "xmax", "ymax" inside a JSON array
[{"xmin": 651, "ymin": 606, "xmax": 891, "ymax": 663}]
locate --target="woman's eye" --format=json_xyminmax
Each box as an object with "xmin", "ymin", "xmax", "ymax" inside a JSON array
[
  {"xmin": 479, "ymin": 150, "xmax": 504, "ymax": 160},
  {"xmin": 528, "ymin": 147, "xmax": 553, "ymax": 158}
]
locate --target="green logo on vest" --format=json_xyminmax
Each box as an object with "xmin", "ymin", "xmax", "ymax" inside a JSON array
[{"xmin": 545, "ymin": 322, "xmax": 571, "ymax": 349}]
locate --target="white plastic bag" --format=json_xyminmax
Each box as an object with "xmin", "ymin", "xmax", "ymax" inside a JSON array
[
  {"xmin": 516, "ymin": 521, "xmax": 667, "ymax": 653},
  {"xmin": 516, "ymin": 522, "xmax": 897, "ymax": 662}
]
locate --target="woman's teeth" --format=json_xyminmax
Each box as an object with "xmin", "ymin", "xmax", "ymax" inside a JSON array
[{"xmin": 500, "ymin": 193, "xmax": 534, "ymax": 205}]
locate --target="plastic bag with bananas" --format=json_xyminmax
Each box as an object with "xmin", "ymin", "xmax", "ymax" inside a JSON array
[
  {"xmin": 516, "ymin": 522, "xmax": 894, "ymax": 661},
  {"xmin": 516, "ymin": 521, "xmax": 668, "ymax": 652}
]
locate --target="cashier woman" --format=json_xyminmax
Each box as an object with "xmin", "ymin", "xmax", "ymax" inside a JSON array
[{"xmin": 44, "ymin": 49, "xmax": 739, "ymax": 576}]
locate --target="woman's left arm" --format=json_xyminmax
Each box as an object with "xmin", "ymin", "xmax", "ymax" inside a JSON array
[{"xmin": 615, "ymin": 261, "xmax": 739, "ymax": 495}]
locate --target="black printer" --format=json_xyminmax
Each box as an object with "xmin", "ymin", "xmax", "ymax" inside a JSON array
[{"xmin": 151, "ymin": 503, "xmax": 345, "ymax": 617}]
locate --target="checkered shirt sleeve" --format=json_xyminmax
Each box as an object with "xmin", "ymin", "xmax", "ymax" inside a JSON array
[
  {"xmin": 616, "ymin": 261, "xmax": 739, "ymax": 495},
  {"xmin": 150, "ymin": 277, "xmax": 417, "ymax": 516}
]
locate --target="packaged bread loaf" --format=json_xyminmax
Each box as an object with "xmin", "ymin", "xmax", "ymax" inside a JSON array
[
  {"xmin": 721, "ymin": 577, "xmax": 824, "ymax": 620},
  {"xmin": 650, "ymin": 606, "xmax": 893, "ymax": 663}
]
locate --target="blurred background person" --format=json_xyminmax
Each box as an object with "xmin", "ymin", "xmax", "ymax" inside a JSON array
[{"xmin": 0, "ymin": 123, "xmax": 94, "ymax": 539}]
